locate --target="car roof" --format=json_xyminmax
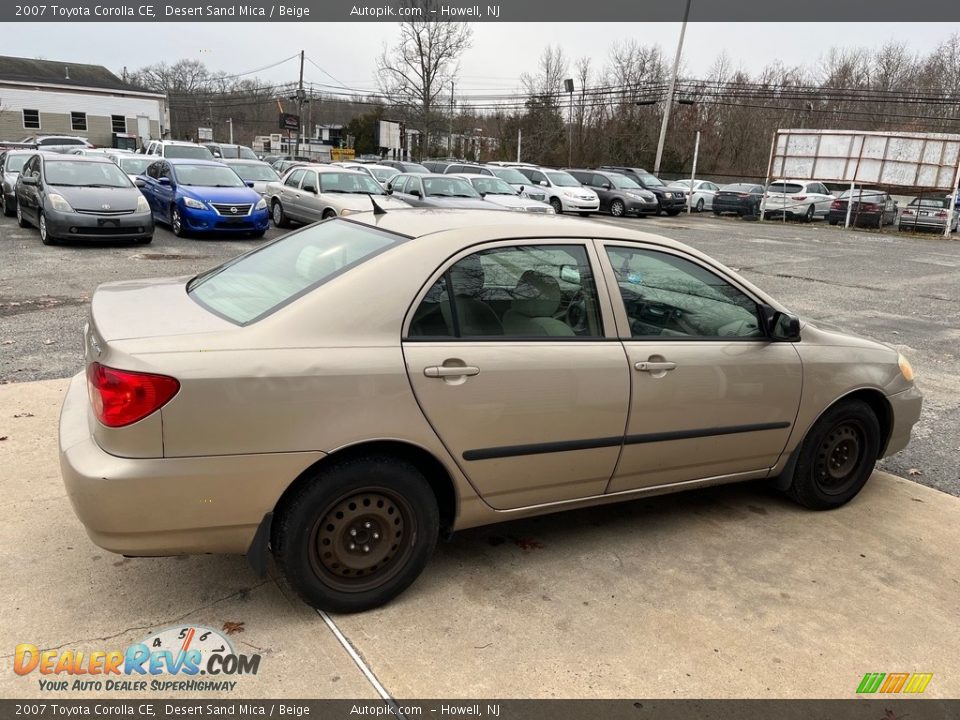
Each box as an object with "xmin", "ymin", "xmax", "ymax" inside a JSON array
[
  {"xmin": 157, "ymin": 140, "xmax": 206, "ymax": 146},
  {"xmin": 166, "ymin": 158, "xmax": 228, "ymax": 166},
  {"xmin": 296, "ymin": 164, "xmax": 366, "ymax": 174},
  {"xmin": 40, "ymin": 154, "xmax": 113, "ymax": 163},
  {"xmin": 770, "ymin": 178, "xmax": 819, "ymax": 184},
  {"xmin": 223, "ymin": 158, "xmax": 268, "ymax": 164},
  {"xmin": 456, "ymin": 173, "xmax": 507, "ymax": 180}
]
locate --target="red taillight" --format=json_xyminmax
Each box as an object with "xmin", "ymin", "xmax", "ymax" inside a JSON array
[
  {"xmin": 830, "ymin": 200, "xmax": 843, "ymax": 209},
  {"xmin": 86, "ymin": 362, "xmax": 179, "ymax": 428},
  {"xmin": 935, "ymin": 211, "xmax": 948, "ymax": 218},
  {"xmin": 792, "ymin": 195, "xmax": 807, "ymax": 201},
  {"xmin": 902, "ymin": 209, "xmax": 914, "ymax": 215},
  {"xmin": 861, "ymin": 202, "xmax": 881, "ymax": 211}
]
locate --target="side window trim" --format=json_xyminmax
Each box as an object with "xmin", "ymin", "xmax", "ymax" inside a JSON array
[{"xmin": 596, "ymin": 241, "xmax": 769, "ymax": 342}]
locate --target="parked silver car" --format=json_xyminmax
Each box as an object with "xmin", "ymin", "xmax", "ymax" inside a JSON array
[
  {"xmin": 455, "ymin": 174, "xmax": 554, "ymax": 213},
  {"xmin": 224, "ymin": 159, "xmax": 281, "ymax": 196}
]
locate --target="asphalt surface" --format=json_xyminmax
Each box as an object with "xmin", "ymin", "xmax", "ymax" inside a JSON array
[{"xmin": 1, "ymin": 209, "xmax": 957, "ymax": 495}]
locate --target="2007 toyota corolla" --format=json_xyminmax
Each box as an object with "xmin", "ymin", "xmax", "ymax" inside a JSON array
[{"xmin": 59, "ymin": 209, "xmax": 922, "ymax": 612}]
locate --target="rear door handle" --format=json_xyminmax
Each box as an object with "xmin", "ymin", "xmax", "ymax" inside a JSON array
[
  {"xmin": 635, "ymin": 361, "xmax": 677, "ymax": 372},
  {"xmin": 424, "ymin": 365, "xmax": 480, "ymax": 378}
]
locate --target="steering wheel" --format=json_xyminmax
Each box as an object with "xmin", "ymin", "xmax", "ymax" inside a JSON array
[{"xmin": 565, "ymin": 290, "xmax": 588, "ymax": 333}]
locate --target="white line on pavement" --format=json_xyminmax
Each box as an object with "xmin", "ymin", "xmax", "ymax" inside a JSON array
[{"xmin": 317, "ymin": 609, "xmax": 406, "ymax": 718}]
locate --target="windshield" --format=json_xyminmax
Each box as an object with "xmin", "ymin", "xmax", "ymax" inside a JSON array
[
  {"xmin": 422, "ymin": 176, "xmax": 481, "ymax": 197},
  {"xmin": 38, "ymin": 137, "xmax": 85, "ymax": 146},
  {"xmin": 611, "ymin": 174, "xmax": 642, "ymax": 190},
  {"xmin": 44, "ymin": 160, "xmax": 131, "ymax": 188},
  {"xmin": 636, "ymin": 173, "xmax": 664, "ymax": 187},
  {"xmin": 838, "ymin": 189, "xmax": 884, "ymax": 200},
  {"xmin": 489, "ymin": 167, "xmax": 529, "ymax": 185},
  {"xmin": 231, "ymin": 163, "xmax": 280, "ymax": 182},
  {"xmin": 768, "ymin": 182, "xmax": 804, "ymax": 194},
  {"xmin": 165, "ymin": 145, "xmax": 216, "ymax": 160},
  {"xmin": 174, "ymin": 164, "xmax": 245, "ymax": 187},
  {"xmin": 370, "ymin": 167, "xmax": 398, "ymax": 182},
  {"xmin": 471, "ymin": 177, "xmax": 517, "ymax": 195},
  {"xmin": 118, "ymin": 157, "xmax": 153, "ymax": 175},
  {"xmin": 320, "ymin": 172, "xmax": 385, "ymax": 195},
  {"xmin": 4, "ymin": 155, "xmax": 28, "ymax": 173},
  {"xmin": 545, "ymin": 171, "xmax": 581, "ymax": 187},
  {"xmin": 189, "ymin": 220, "xmax": 405, "ymax": 324}
]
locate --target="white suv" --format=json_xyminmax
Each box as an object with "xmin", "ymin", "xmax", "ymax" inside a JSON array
[
  {"xmin": 763, "ymin": 179, "xmax": 835, "ymax": 221},
  {"xmin": 144, "ymin": 140, "xmax": 215, "ymax": 161},
  {"xmin": 515, "ymin": 167, "xmax": 599, "ymax": 215}
]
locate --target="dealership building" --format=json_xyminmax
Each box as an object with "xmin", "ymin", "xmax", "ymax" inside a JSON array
[{"xmin": 0, "ymin": 55, "xmax": 168, "ymax": 148}]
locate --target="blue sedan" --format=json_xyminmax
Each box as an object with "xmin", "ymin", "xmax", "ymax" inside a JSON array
[{"xmin": 137, "ymin": 158, "xmax": 270, "ymax": 237}]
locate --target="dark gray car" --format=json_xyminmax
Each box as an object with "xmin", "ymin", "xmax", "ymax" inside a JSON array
[
  {"xmin": 0, "ymin": 149, "xmax": 33, "ymax": 216},
  {"xmin": 14, "ymin": 154, "xmax": 153, "ymax": 245},
  {"xmin": 387, "ymin": 173, "xmax": 497, "ymax": 209},
  {"xmin": 567, "ymin": 169, "xmax": 659, "ymax": 217}
]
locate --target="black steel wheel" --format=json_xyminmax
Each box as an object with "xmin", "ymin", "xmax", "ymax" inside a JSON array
[
  {"xmin": 273, "ymin": 455, "xmax": 439, "ymax": 612},
  {"xmin": 785, "ymin": 399, "xmax": 881, "ymax": 510}
]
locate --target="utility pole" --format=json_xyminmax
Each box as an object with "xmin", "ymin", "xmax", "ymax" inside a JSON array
[
  {"xmin": 297, "ymin": 50, "xmax": 305, "ymax": 156},
  {"xmin": 448, "ymin": 82, "xmax": 455, "ymax": 157},
  {"xmin": 227, "ymin": 118, "xmax": 233, "ymax": 144},
  {"xmin": 517, "ymin": 127, "xmax": 522, "ymax": 163},
  {"xmin": 654, "ymin": 0, "xmax": 691, "ymax": 176},
  {"xmin": 564, "ymin": 78, "xmax": 574, "ymax": 167}
]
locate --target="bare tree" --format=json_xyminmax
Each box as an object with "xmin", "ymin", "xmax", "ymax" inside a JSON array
[{"xmin": 375, "ymin": 8, "xmax": 472, "ymax": 155}]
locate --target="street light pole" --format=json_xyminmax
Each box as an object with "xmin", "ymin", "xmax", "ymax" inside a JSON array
[
  {"xmin": 654, "ymin": 0, "xmax": 691, "ymax": 176},
  {"xmin": 564, "ymin": 78, "xmax": 574, "ymax": 167}
]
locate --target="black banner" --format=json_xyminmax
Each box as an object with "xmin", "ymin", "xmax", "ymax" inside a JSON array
[
  {"xmin": 0, "ymin": 700, "xmax": 958, "ymax": 720},
  {"xmin": 5, "ymin": 0, "xmax": 960, "ymax": 22}
]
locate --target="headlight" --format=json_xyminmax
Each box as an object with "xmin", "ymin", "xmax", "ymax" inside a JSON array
[
  {"xmin": 339, "ymin": 209, "xmax": 352, "ymax": 217},
  {"xmin": 255, "ymin": 197, "xmax": 267, "ymax": 210},
  {"xmin": 182, "ymin": 196, "xmax": 206, "ymax": 210},
  {"xmin": 48, "ymin": 193, "xmax": 73, "ymax": 212},
  {"xmin": 510, "ymin": 206, "xmax": 526, "ymax": 212},
  {"xmin": 898, "ymin": 354, "xmax": 915, "ymax": 382},
  {"xmin": 136, "ymin": 195, "xmax": 149, "ymax": 213}
]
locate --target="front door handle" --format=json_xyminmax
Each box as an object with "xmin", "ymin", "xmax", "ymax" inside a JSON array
[
  {"xmin": 635, "ymin": 361, "xmax": 677, "ymax": 372},
  {"xmin": 424, "ymin": 365, "xmax": 480, "ymax": 378}
]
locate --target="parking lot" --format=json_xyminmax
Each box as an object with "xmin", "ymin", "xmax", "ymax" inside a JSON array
[{"xmin": 2, "ymin": 210, "xmax": 958, "ymax": 494}]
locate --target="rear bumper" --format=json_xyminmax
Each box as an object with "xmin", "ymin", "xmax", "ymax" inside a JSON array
[
  {"xmin": 883, "ymin": 384, "xmax": 923, "ymax": 457},
  {"xmin": 827, "ymin": 210, "xmax": 883, "ymax": 225},
  {"xmin": 181, "ymin": 204, "xmax": 270, "ymax": 233},
  {"xmin": 45, "ymin": 208, "xmax": 153, "ymax": 240},
  {"xmin": 58, "ymin": 372, "xmax": 325, "ymax": 556},
  {"xmin": 713, "ymin": 200, "xmax": 756, "ymax": 214}
]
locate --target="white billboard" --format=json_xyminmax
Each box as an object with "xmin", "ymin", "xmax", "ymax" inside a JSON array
[
  {"xmin": 376, "ymin": 120, "xmax": 402, "ymax": 151},
  {"xmin": 768, "ymin": 129, "xmax": 960, "ymax": 190}
]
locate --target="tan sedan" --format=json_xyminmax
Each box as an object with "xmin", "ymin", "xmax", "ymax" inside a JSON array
[
  {"xmin": 266, "ymin": 164, "xmax": 410, "ymax": 226},
  {"xmin": 60, "ymin": 210, "xmax": 922, "ymax": 612}
]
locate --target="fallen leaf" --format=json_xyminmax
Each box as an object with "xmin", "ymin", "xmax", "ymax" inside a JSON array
[
  {"xmin": 907, "ymin": 468, "xmax": 923, "ymax": 477},
  {"xmin": 13, "ymin": 413, "xmax": 34, "ymax": 418},
  {"xmin": 42, "ymin": 340, "xmax": 56, "ymax": 345},
  {"xmin": 0, "ymin": 436, "xmax": 7, "ymax": 441},
  {"xmin": 222, "ymin": 621, "xmax": 245, "ymax": 635}
]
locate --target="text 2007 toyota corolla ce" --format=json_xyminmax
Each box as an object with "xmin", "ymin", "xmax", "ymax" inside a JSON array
[{"xmin": 59, "ymin": 209, "xmax": 922, "ymax": 612}]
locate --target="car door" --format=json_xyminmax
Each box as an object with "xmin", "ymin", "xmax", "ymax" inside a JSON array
[
  {"xmin": 154, "ymin": 162, "xmax": 176, "ymax": 217},
  {"xmin": 15, "ymin": 155, "xmax": 39, "ymax": 221},
  {"xmin": 401, "ymin": 176, "xmax": 427, "ymax": 206},
  {"xmin": 279, "ymin": 168, "xmax": 307, "ymax": 222},
  {"xmin": 402, "ymin": 241, "xmax": 630, "ymax": 510},
  {"xmin": 139, "ymin": 160, "xmax": 161, "ymax": 217},
  {"xmin": 298, "ymin": 169, "xmax": 324, "ymax": 222},
  {"xmin": 808, "ymin": 182, "xmax": 832, "ymax": 216},
  {"xmin": 598, "ymin": 242, "xmax": 802, "ymax": 493}
]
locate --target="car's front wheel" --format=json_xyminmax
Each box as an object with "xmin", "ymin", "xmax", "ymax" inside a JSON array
[
  {"xmin": 39, "ymin": 212, "xmax": 56, "ymax": 245},
  {"xmin": 549, "ymin": 197, "xmax": 563, "ymax": 215},
  {"xmin": 272, "ymin": 200, "xmax": 289, "ymax": 227},
  {"xmin": 170, "ymin": 206, "xmax": 186, "ymax": 237},
  {"xmin": 273, "ymin": 456, "xmax": 440, "ymax": 613},
  {"xmin": 696, "ymin": 198, "xmax": 704, "ymax": 212},
  {"xmin": 609, "ymin": 199, "xmax": 625, "ymax": 217},
  {"xmin": 1, "ymin": 194, "xmax": 13, "ymax": 217},
  {"xmin": 784, "ymin": 399, "xmax": 881, "ymax": 510},
  {"xmin": 16, "ymin": 201, "xmax": 29, "ymax": 228}
]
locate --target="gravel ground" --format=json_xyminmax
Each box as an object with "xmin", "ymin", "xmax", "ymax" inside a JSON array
[{"xmin": 1, "ymin": 209, "xmax": 957, "ymax": 495}]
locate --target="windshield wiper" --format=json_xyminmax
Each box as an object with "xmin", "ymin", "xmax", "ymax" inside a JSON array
[
  {"xmin": 48, "ymin": 182, "xmax": 82, "ymax": 187},
  {"xmin": 452, "ymin": 194, "xmax": 475, "ymax": 198}
]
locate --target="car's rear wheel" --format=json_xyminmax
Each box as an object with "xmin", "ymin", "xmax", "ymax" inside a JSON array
[
  {"xmin": 273, "ymin": 456, "xmax": 439, "ymax": 613},
  {"xmin": 784, "ymin": 399, "xmax": 881, "ymax": 510},
  {"xmin": 170, "ymin": 206, "xmax": 185, "ymax": 237},
  {"xmin": 712, "ymin": 209, "xmax": 722, "ymax": 216},
  {"xmin": 549, "ymin": 197, "xmax": 563, "ymax": 215},
  {"xmin": 804, "ymin": 204, "xmax": 816, "ymax": 222},
  {"xmin": 272, "ymin": 200, "xmax": 289, "ymax": 227},
  {"xmin": 39, "ymin": 212, "xmax": 56, "ymax": 245},
  {"xmin": 16, "ymin": 201, "xmax": 29, "ymax": 228},
  {"xmin": 696, "ymin": 198, "xmax": 704, "ymax": 212},
  {"xmin": 610, "ymin": 199, "xmax": 625, "ymax": 217}
]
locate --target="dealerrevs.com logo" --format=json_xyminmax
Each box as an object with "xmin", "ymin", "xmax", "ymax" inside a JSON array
[{"xmin": 14, "ymin": 625, "xmax": 261, "ymax": 693}]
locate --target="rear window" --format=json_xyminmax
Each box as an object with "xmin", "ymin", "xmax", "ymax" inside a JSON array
[
  {"xmin": 164, "ymin": 144, "xmax": 215, "ymax": 160},
  {"xmin": 720, "ymin": 184, "xmax": 757, "ymax": 192},
  {"xmin": 188, "ymin": 219, "xmax": 406, "ymax": 325},
  {"xmin": 910, "ymin": 197, "xmax": 949, "ymax": 208},
  {"xmin": 768, "ymin": 182, "xmax": 804, "ymax": 194}
]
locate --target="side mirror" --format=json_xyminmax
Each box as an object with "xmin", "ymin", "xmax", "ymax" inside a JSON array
[
  {"xmin": 410, "ymin": 189, "xmax": 422, "ymax": 198},
  {"xmin": 245, "ymin": 180, "xmax": 256, "ymax": 189},
  {"xmin": 539, "ymin": 180, "xmax": 548, "ymax": 186},
  {"xmin": 761, "ymin": 304, "xmax": 801, "ymax": 341},
  {"xmin": 602, "ymin": 183, "xmax": 612, "ymax": 190},
  {"xmin": 559, "ymin": 264, "xmax": 581, "ymax": 285},
  {"xmin": 135, "ymin": 178, "xmax": 146, "ymax": 188},
  {"xmin": 20, "ymin": 175, "xmax": 37, "ymax": 186},
  {"xmin": 479, "ymin": 191, "xmax": 487, "ymax": 198},
  {"xmin": 158, "ymin": 177, "xmax": 171, "ymax": 186}
]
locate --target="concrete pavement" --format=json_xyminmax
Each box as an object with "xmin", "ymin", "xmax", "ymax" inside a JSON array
[{"xmin": 1, "ymin": 378, "xmax": 958, "ymax": 699}]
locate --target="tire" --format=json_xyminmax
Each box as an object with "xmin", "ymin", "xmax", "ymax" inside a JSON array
[
  {"xmin": 712, "ymin": 210, "xmax": 722, "ymax": 216},
  {"xmin": 322, "ymin": 209, "xmax": 337, "ymax": 220},
  {"xmin": 829, "ymin": 219, "xmax": 838, "ymax": 226},
  {"xmin": 1, "ymin": 195, "xmax": 13, "ymax": 217},
  {"xmin": 610, "ymin": 199, "xmax": 625, "ymax": 217},
  {"xmin": 804, "ymin": 204, "xmax": 815, "ymax": 223},
  {"xmin": 696, "ymin": 198, "xmax": 704, "ymax": 212},
  {"xmin": 578, "ymin": 211, "xmax": 592, "ymax": 217},
  {"xmin": 666, "ymin": 209, "xmax": 682, "ymax": 216},
  {"xmin": 39, "ymin": 212, "xmax": 56, "ymax": 245},
  {"xmin": 549, "ymin": 197, "xmax": 563, "ymax": 215},
  {"xmin": 272, "ymin": 455, "xmax": 440, "ymax": 613},
  {"xmin": 272, "ymin": 200, "xmax": 289, "ymax": 228},
  {"xmin": 250, "ymin": 230, "xmax": 266, "ymax": 238},
  {"xmin": 16, "ymin": 201, "xmax": 29, "ymax": 228},
  {"xmin": 135, "ymin": 235, "xmax": 153, "ymax": 244},
  {"xmin": 784, "ymin": 399, "xmax": 881, "ymax": 511},
  {"xmin": 170, "ymin": 206, "xmax": 185, "ymax": 237}
]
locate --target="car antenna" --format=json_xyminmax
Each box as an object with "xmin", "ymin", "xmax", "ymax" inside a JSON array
[{"xmin": 367, "ymin": 194, "xmax": 387, "ymax": 215}]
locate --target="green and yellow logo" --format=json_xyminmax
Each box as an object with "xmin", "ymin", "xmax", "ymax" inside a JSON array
[{"xmin": 857, "ymin": 672, "xmax": 933, "ymax": 694}]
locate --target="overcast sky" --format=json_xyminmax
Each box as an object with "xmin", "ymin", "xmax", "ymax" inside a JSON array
[{"xmin": 9, "ymin": 22, "xmax": 960, "ymax": 93}]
